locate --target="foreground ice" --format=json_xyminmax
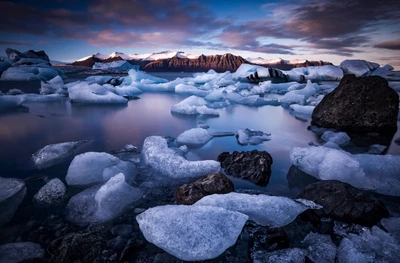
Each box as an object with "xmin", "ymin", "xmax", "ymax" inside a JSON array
[
  {"xmin": 381, "ymin": 217, "xmax": 400, "ymax": 243},
  {"xmin": 291, "ymin": 146, "xmax": 400, "ymax": 196},
  {"xmin": 136, "ymin": 205, "xmax": 248, "ymax": 261},
  {"xmin": 337, "ymin": 226, "xmax": 400, "ymax": 263},
  {"xmin": 33, "ymin": 178, "xmax": 66, "ymax": 205},
  {"xmin": 66, "ymin": 152, "xmax": 136, "ymax": 187},
  {"xmin": 176, "ymin": 128, "xmax": 213, "ymax": 147},
  {"xmin": 68, "ymin": 82, "xmax": 127, "ymax": 104},
  {"xmin": 66, "ymin": 173, "xmax": 142, "ymax": 226},
  {"xmin": 142, "ymin": 136, "xmax": 220, "ymax": 178},
  {"xmin": 302, "ymin": 232, "xmax": 337, "ymax": 263},
  {"xmin": 321, "ymin": 131, "xmax": 350, "ymax": 147},
  {"xmin": 194, "ymin": 192, "xmax": 321, "ymax": 227},
  {"xmin": 32, "ymin": 140, "xmax": 89, "ymax": 169},
  {"xmin": 171, "ymin": 95, "xmax": 219, "ymax": 115},
  {"xmin": 0, "ymin": 242, "xmax": 45, "ymax": 263},
  {"xmin": 236, "ymin": 128, "xmax": 271, "ymax": 145},
  {"xmin": 0, "ymin": 177, "xmax": 26, "ymax": 227}
]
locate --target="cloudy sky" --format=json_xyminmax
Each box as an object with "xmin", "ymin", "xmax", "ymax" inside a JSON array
[{"xmin": 1, "ymin": 0, "xmax": 399, "ymax": 67}]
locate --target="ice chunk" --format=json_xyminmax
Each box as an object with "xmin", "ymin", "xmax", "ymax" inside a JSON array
[
  {"xmin": 371, "ymin": 64, "xmax": 400, "ymax": 80},
  {"xmin": 236, "ymin": 128, "xmax": 271, "ymax": 145},
  {"xmin": 340, "ymin": 59, "xmax": 380, "ymax": 77},
  {"xmin": 85, "ymin": 75, "xmax": 113, "ymax": 85},
  {"xmin": 121, "ymin": 68, "xmax": 167, "ymax": 84},
  {"xmin": 381, "ymin": 217, "xmax": 400, "ymax": 243},
  {"xmin": 0, "ymin": 177, "xmax": 26, "ymax": 227},
  {"xmin": 6, "ymin": 88, "xmax": 23, "ymax": 95},
  {"xmin": 291, "ymin": 146, "xmax": 400, "ymax": 196},
  {"xmin": 258, "ymin": 81, "xmax": 304, "ymax": 94},
  {"xmin": 0, "ymin": 242, "xmax": 45, "ymax": 263},
  {"xmin": 0, "ymin": 95, "xmax": 24, "ymax": 112},
  {"xmin": 142, "ymin": 136, "xmax": 220, "ymax": 178},
  {"xmin": 33, "ymin": 178, "xmax": 66, "ymax": 205},
  {"xmin": 302, "ymin": 232, "xmax": 337, "ymax": 263},
  {"xmin": 40, "ymin": 75, "xmax": 65, "ymax": 95},
  {"xmin": 226, "ymin": 92, "xmax": 279, "ymax": 106},
  {"xmin": 1, "ymin": 66, "xmax": 60, "ymax": 81},
  {"xmin": 92, "ymin": 60, "xmax": 138, "ymax": 71},
  {"xmin": 32, "ymin": 140, "xmax": 89, "ymax": 169},
  {"xmin": 195, "ymin": 105, "xmax": 219, "ymax": 116},
  {"xmin": 321, "ymin": 131, "xmax": 350, "ymax": 147},
  {"xmin": 175, "ymin": 84, "xmax": 210, "ymax": 96},
  {"xmin": 290, "ymin": 104, "xmax": 315, "ymax": 116},
  {"xmin": 113, "ymin": 85, "xmax": 142, "ymax": 97},
  {"xmin": 176, "ymin": 128, "xmax": 213, "ymax": 147},
  {"xmin": 280, "ymin": 80, "xmax": 316, "ymax": 105},
  {"xmin": 66, "ymin": 152, "xmax": 136, "ymax": 187},
  {"xmin": 204, "ymin": 89, "xmax": 225, "ymax": 102},
  {"xmin": 252, "ymin": 248, "xmax": 307, "ymax": 263},
  {"xmin": 171, "ymin": 95, "xmax": 218, "ymax": 115},
  {"xmin": 18, "ymin": 94, "xmax": 64, "ymax": 103},
  {"xmin": 136, "ymin": 205, "xmax": 248, "ymax": 261},
  {"xmin": 288, "ymin": 65, "xmax": 343, "ymax": 81},
  {"xmin": 194, "ymin": 192, "xmax": 321, "ymax": 227},
  {"xmin": 337, "ymin": 226, "xmax": 400, "ymax": 263},
  {"xmin": 68, "ymin": 82, "xmax": 127, "ymax": 104},
  {"xmin": 66, "ymin": 173, "xmax": 142, "ymax": 226}
]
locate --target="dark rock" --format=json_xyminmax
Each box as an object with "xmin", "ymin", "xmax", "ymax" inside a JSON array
[
  {"xmin": 175, "ymin": 172, "xmax": 234, "ymax": 205},
  {"xmin": 110, "ymin": 224, "xmax": 133, "ymax": 237},
  {"xmin": 297, "ymin": 180, "xmax": 389, "ymax": 226},
  {"xmin": 312, "ymin": 75, "xmax": 399, "ymax": 134},
  {"xmin": 286, "ymin": 165, "xmax": 319, "ymax": 192},
  {"xmin": 217, "ymin": 150, "xmax": 273, "ymax": 185},
  {"xmin": 47, "ymin": 227, "xmax": 107, "ymax": 263},
  {"xmin": 252, "ymin": 227, "xmax": 289, "ymax": 251}
]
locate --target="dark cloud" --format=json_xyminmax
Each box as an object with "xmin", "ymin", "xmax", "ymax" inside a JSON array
[
  {"xmin": 374, "ymin": 39, "xmax": 400, "ymax": 50},
  {"xmin": 0, "ymin": 40, "xmax": 28, "ymax": 46}
]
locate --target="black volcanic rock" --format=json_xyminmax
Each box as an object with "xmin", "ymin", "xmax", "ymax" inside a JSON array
[
  {"xmin": 143, "ymin": 53, "xmax": 248, "ymax": 72},
  {"xmin": 175, "ymin": 172, "xmax": 234, "ymax": 205},
  {"xmin": 297, "ymin": 180, "xmax": 389, "ymax": 226},
  {"xmin": 217, "ymin": 150, "xmax": 273, "ymax": 185},
  {"xmin": 312, "ymin": 74, "xmax": 399, "ymax": 134}
]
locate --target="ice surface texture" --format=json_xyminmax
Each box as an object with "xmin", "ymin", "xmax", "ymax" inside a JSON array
[
  {"xmin": 142, "ymin": 136, "xmax": 220, "ymax": 178},
  {"xmin": 236, "ymin": 128, "xmax": 271, "ymax": 145},
  {"xmin": 68, "ymin": 82, "xmax": 127, "ymax": 104},
  {"xmin": 176, "ymin": 128, "xmax": 213, "ymax": 147},
  {"xmin": 136, "ymin": 205, "xmax": 248, "ymax": 261},
  {"xmin": 194, "ymin": 192, "xmax": 321, "ymax": 227},
  {"xmin": 171, "ymin": 95, "xmax": 219, "ymax": 115}
]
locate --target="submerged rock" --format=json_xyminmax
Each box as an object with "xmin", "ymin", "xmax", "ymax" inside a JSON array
[
  {"xmin": 194, "ymin": 192, "xmax": 322, "ymax": 227},
  {"xmin": 0, "ymin": 177, "xmax": 26, "ymax": 227},
  {"xmin": 32, "ymin": 140, "xmax": 89, "ymax": 169},
  {"xmin": 298, "ymin": 180, "xmax": 389, "ymax": 226},
  {"xmin": 217, "ymin": 150, "xmax": 273, "ymax": 185},
  {"xmin": 0, "ymin": 242, "xmax": 45, "ymax": 263},
  {"xmin": 312, "ymin": 75, "xmax": 399, "ymax": 134},
  {"xmin": 136, "ymin": 205, "xmax": 248, "ymax": 261},
  {"xmin": 33, "ymin": 178, "xmax": 67, "ymax": 205},
  {"xmin": 175, "ymin": 172, "xmax": 234, "ymax": 205}
]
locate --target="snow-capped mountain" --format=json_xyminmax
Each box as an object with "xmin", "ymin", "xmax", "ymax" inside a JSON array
[{"xmin": 246, "ymin": 57, "xmax": 307, "ymax": 65}]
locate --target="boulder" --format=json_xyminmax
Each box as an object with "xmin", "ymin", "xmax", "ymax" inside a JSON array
[
  {"xmin": 0, "ymin": 177, "xmax": 26, "ymax": 227},
  {"xmin": 217, "ymin": 150, "xmax": 273, "ymax": 185},
  {"xmin": 297, "ymin": 180, "xmax": 389, "ymax": 226},
  {"xmin": 175, "ymin": 172, "xmax": 234, "ymax": 205},
  {"xmin": 312, "ymin": 75, "xmax": 399, "ymax": 134},
  {"xmin": 33, "ymin": 178, "xmax": 67, "ymax": 205}
]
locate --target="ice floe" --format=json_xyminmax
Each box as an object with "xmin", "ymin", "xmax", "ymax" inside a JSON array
[
  {"xmin": 321, "ymin": 131, "xmax": 350, "ymax": 147},
  {"xmin": 136, "ymin": 205, "xmax": 248, "ymax": 261},
  {"xmin": 340, "ymin": 60, "xmax": 380, "ymax": 77},
  {"xmin": 40, "ymin": 75, "xmax": 66, "ymax": 95},
  {"xmin": 236, "ymin": 128, "xmax": 271, "ymax": 145},
  {"xmin": 171, "ymin": 95, "xmax": 218, "ymax": 115},
  {"xmin": 68, "ymin": 82, "xmax": 127, "ymax": 104},
  {"xmin": 176, "ymin": 128, "xmax": 213, "ymax": 147},
  {"xmin": 279, "ymin": 80, "xmax": 316, "ymax": 105}
]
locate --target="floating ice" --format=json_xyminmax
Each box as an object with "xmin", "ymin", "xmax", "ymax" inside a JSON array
[
  {"xmin": 93, "ymin": 60, "xmax": 138, "ymax": 71},
  {"xmin": 32, "ymin": 140, "xmax": 89, "ymax": 169},
  {"xmin": 0, "ymin": 95, "xmax": 24, "ymax": 112},
  {"xmin": 253, "ymin": 248, "xmax": 307, "ymax": 263},
  {"xmin": 371, "ymin": 64, "xmax": 400, "ymax": 80},
  {"xmin": 340, "ymin": 60, "xmax": 380, "ymax": 77},
  {"xmin": 256, "ymin": 81, "xmax": 303, "ymax": 94},
  {"xmin": 1, "ymin": 65, "xmax": 61, "ymax": 81},
  {"xmin": 0, "ymin": 177, "xmax": 26, "ymax": 227},
  {"xmin": 289, "ymin": 104, "xmax": 315, "ymax": 116},
  {"xmin": 136, "ymin": 205, "xmax": 248, "ymax": 261},
  {"xmin": 176, "ymin": 128, "xmax": 213, "ymax": 147},
  {"xmin": 195, "ymin": 105, "xmax": 219, "ymax": 116},
  {"xmin": 66, "ymin": 173, "xmax": 143, "ymax": 226},
  {"xmin": 194, "ymin": 192, "xmax": 321, "ymax": 227},
  {"xmin": 226, "ymin": 92, "xmax": 279, "ymax": 106},
  {"xmin": 6, "ymin": 89, "xmax": 23, "ymax": 95},
  {"xmin": 121, "ymin": 68, "xmax": 167, "ymax": 85},
  {"xmin": 66, "ymin": 152, "xmax": 136, "ymax": 187},
  {"xmin": 40, "ymin": 75, "xmax": 66, "ymax": 95},
  {"xmin": 0, "ymin": 242, "xmax": 45, "ymax": 263},
  {"xmin": 302, "ymin": 232, "xmax": 337, "ymax": 263},
  {"xmin": 33, "ymin": 178, "xmax": 66, "ymax": 205},
  {"xmin": 291, "ymin": 146, "xmax": 400, "ymax": 196},
  {"xmin": 142, "ymin": 136, "xmax": 220, "ymax": 178},
  {"xmin": 204, "ymin": 89, "xmax": 226, "ymax": 102},
  {"xmin": 175, "ymin": 84, "xmax": 210, "ymax": 96},
  {"xmin": 337, "ymin": 226, "xmax": 400, "ymax": 263},
  {"xmin": 68, "ymin": 82, "xmax": 127, "ymax": 104},
  {"xmin": 236, "ymin": 128, "xmax": 271, "ymax": 145},
  {"xmin": 321, "ymin": 131, "xmax": 350, "ymax": 147},
  {"xmin": 171, "ymin": 95, "xmax": 218, "ymax": 115},
  {"xmin": 279, "ymin": 80, "xmax": 316, "ymax": 105},
  {"xmin": 381, "ymin": 217, "xmax": 400, "ymax": 243},
  {"xmin": 288, "ymin": 65, "xmax": 343, "ymax": 81},
  {"xmin": 112, "ymin": 85, "xmax": 142, "ymax": 97},
  {"xmin": 85, "ymin": 75, "xmax": 113, "ymax": 85},
  {"xmin": 17, "ymin": 94, "xmax": 64, "ymax": 103}
]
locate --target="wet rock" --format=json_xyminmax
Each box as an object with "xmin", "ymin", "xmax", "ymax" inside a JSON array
[
  {"xmin": 312, "ymin": 75, "xmax": 399, "ymax": 134},
  {"xmin": 0, "ymin": 242, "xmax": 45, "ymax": 263},
  {"xmin": 0, "ymin": 177, "xmax": 26, "ymax": 227},
  {"xmin": 297, "ymin": 180, "xmax": 389, "ymax": 226},
  {"xmin": 175, "ymin": 172, "xmax": 234, "ymax": 205},
  {"xmin": 217, "ymin": 150, "xmax": 273, "ymax": 185},
  {"xmin": 286, "ymin": 165, "xmax": 319, "ymax": 192},
  {"xmin": 110, "ymin": 224, "xmax": 133, "ymax": 238},
  {"xmin": 33, "ymin": 178, "xmax": 66, "ymax": 205},
  {"xmin": 47, "ymin": 228, "xmax": 107, "ymax": 263},
  {"xmin": 252, "ymin": 227, "xmax": 289, "ymax": 251}
]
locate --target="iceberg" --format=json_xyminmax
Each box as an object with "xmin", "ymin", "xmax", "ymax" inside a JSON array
[
  {"xmin": 291, "ymin": 146, "xmax": 400, "ymax": 196},
  {"xmin": 194, "ymin": 192, "xmax": 321, "ymax": 227},
  {"xmin": 68, "ymin": 82, "xmax": 127, "ymax": 104},
  {"xmin": 142, "ymin": 136, "xmax": 220, "ymax": 178},
  {"xmin": 175, "ymin": 84, "xmax": 210, "ymax": 96},
  {"xmin": 92, "ymin": 60, "xmax": 137, "ymax": 71},
  {"xmin": 340, "ymin": 60, "xmax": 380, "ymax": 77},
  {"xmin": 40, "ymin": 75, "xmax": 66, "ymax": 95},
  {"xmin": 171, "ymin": 95, "xmax": 218, "ymax": 115},
  {"xmin": 66, "ymin": 152, "xmax": 136, "ymax": 187},
  {"xmin": 321, "ymin": 131, "xmax": 350, "ymax": 147},
  {"xmin": 288, "ymin": 65, "xmax": 343, "ymax": 81},
  {"xmin": 0, "ymin": 95, "xmax": 24, "ymax": 113},
  {"xmin": 0, "ymin": 242, "xmax": 45, "ymax": 263},
  {"xmin": 0, "ymin": 177, "xmax": 26, "ymax": 227},
  {"xmin": 1, "ymin": 65, "xmax": 61, "ymax": 81},
  {"xmin": 33, "ymin": 178, "xmax": 66, "ymax": 205},
  {"xmin": 176, "ymin": 128, "xmax": 213, "ymax": 147},
  {"xmin": 279, "ymin": 80, "xmax": 316, "ymax": 105},
  {"xmin": 66, "ymin": 173, "xmax": 142, "ymax": 226},
  {"xmin": 32, "ymin": 140, "xmax": 89, "ymax": 169},
  {"xmin": 121, "ymin": 68, "xmax": 167, "ymax": 85},
  {"xmin": 236, "ymin": 128, "xmax": 271, "ymax": 145},
  {"xmin": 136, "ymin": 205, "xmax": 248, "ymax": 261}
]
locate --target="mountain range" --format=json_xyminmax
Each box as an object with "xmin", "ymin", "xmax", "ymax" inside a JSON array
[{"xmin": 71, "ymin": 51, "xmax": 332, "ymax": 72}]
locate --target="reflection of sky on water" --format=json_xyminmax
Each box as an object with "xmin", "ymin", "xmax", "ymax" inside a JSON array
[{"xmin": 1, "ymin": 92, "xmax": 399, "ymax": 196}]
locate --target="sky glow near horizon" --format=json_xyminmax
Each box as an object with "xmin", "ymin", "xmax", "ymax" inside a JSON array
[{"xmin": 0, "ymin": 0, "xmax": 399, "ymax": 68}]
